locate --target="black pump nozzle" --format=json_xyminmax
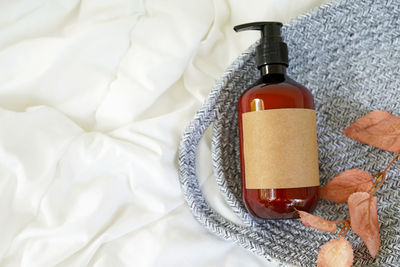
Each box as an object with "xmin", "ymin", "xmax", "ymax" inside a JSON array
[{"xmin": 234, "ymin": 22, "xmax": 288, "ymax": 69}]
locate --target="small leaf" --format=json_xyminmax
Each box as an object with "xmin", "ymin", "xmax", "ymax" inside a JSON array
[
  {"xmin": 348, "ymin": 192, "xmax": 380, "ymax": 258},
  {"xmin": 317, "ymin": 237, "xmax": 354, "ymax": 267},
  {"xmin": 298, "ymin": 210, "xmax": 337, "ymax": 233},
  {"xmin": 343, "ymin": 110, "xmax": 400, "ymax": 152},
  {"xmin": 320, "ymin": 169, "xmax": 373, "ymax": 203}
]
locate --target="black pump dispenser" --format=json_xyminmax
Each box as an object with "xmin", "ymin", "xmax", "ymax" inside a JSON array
[{"xmin": 234, "ymin": 22, "xmax": 288, "ymax": 69}]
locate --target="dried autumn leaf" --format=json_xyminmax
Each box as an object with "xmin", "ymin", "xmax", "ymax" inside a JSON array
[
  {"xmin": 298, "ymin": 210, "xmax": 337, "ymax": 233},
  {"xmin": 348, "ymin": 192, "xmax": 380, "ymax": 258},
  {"xmin": 317, "ymin": 237, "xmax": 354, "ymax": 267},
  {"xmin": 320, "ymin": 169, "xmax": 373, "ymax": 203},
  {"xmin": 343, "ymin": 110, "xmax": 400, "ymax": 152}
]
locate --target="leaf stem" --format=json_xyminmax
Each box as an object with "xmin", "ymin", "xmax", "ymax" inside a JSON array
[
  {"xmin": 369, "ymin": 172, "xmax": 386, "ymax": 195},
  {"xmin": 383, "ymin": 152, "xmax": 400, "ymax": 174},
  {"xmin": 369, "ymin": 152, "xmax": 400, "ymax": 194},
  {"xmin": 336, "ymin": 219, "xmax": 350, "ymax": 237}
]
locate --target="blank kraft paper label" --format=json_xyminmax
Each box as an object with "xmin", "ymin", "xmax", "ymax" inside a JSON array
[{"xmin": 242, "ymin": 108, "xmax": 320, "ymax": 189}]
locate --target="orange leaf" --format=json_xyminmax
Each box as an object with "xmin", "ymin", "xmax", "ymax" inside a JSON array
[
  {"xmin": 320, "ymin": 169, "xmax": 373, "ymax": 203},
  {"xmin": 298, "ymin": 210, "xmax": 337, "ymax": 233},
  {"xmin": 317, "ymin": 237, "xmax": 354, "ymax": 267},
  {"xmin": 343, "ymin": 110, "xmax": 400, "ymax": 152},
  {"xmin": 348, "ymin": 192, "xmax": 380, "ymax": 258}
]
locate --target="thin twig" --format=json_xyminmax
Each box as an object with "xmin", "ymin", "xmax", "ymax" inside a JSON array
[
  {"xmin": 383, "ymin": 152, "xmax": 400, "ymax": 173},
  {"xmin": 369, "ymin": 172, "xmax": 386, "ymax": 194},
  {"xmin": 336, "ymin": 219, "xmax": 350, "ymax": 237},
  {"xmin": 368, "ymin": 152, "xmax": 400, "ymax": 194}
]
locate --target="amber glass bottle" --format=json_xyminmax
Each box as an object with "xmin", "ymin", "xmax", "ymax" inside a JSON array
[{"xmin": 235, "ymin": 22, "xmax": 319, "ymax": 219}]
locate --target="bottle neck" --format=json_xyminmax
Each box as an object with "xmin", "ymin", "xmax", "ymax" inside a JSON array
[
  {"xmin": 260, "ymin": 64, "xmax": 287, "ymax": 76},
  {"xmin": 259, "ymin": 64, "xmax": 287, "ymax": 84}
]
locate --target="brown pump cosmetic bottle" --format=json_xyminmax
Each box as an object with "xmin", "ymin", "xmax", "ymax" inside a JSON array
[{"xmin": 235, "ymin": 22, "xmax": 320, "ymax": 219}]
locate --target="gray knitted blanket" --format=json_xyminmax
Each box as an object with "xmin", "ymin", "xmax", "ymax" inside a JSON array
[{"xmin": 178, "ymin": 0, "xmax": 400, "ymax": 266}]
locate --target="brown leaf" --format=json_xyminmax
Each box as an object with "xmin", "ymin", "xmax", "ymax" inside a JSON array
[
  {"xmin": 343, "ymin": 110, "xmax": 400, "ymax": 152},
  {"xmin": 298, "ymin": 210, "xmax": 337, "ymax": 233},
  {"xmin": 348, "ymin": 192, "xmax": 380, "ymax": 258},
  {"xmin": 320, "ymin": 169, "xmax": 373, "ymax": 203},
  {"xmin": 317, "ymin": 237, "xmax": 354, "ymax": 267}
]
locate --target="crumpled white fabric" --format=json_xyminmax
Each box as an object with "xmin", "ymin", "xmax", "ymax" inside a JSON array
[{"xmin": 0, "ymin": 0, "xmax": 329, "ymax": 266}]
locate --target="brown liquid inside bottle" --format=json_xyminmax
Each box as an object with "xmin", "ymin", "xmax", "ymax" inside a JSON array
[{"xmin": 238, "ymin": 66, "xmax": 319, "ymax": 219}]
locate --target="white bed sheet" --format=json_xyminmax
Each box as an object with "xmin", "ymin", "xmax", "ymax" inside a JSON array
[{"xmin": 0, "ymin": 0, "xmax": 329, "ymax": 266}]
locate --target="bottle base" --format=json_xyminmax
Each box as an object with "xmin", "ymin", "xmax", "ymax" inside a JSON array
[{"xmin": 243, "ymin": 186, "xmax": 319, "ymax": 220}]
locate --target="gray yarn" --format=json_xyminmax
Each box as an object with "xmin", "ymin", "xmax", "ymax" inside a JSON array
[{"xmin": 178, "ymin": 0, "xmax": 400, "ymax": 266}]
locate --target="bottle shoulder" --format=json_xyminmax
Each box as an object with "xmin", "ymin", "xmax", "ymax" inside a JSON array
[
  {"xmin": 238, "ymin": 76, "xmax": 314, "ymax": 110},
  {"xmin": 241, "ymin": 77, "xmax": 310, "ymax": 96}
]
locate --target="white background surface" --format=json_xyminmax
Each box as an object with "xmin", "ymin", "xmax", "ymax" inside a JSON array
[{"xmin": 0, "ymin": 0, "xmax": 329, "ymax": 266}]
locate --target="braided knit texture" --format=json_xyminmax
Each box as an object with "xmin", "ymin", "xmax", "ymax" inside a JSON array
[{"xmin": 178, "ymin": 0, "xmax": 400, "ymax": 266}]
